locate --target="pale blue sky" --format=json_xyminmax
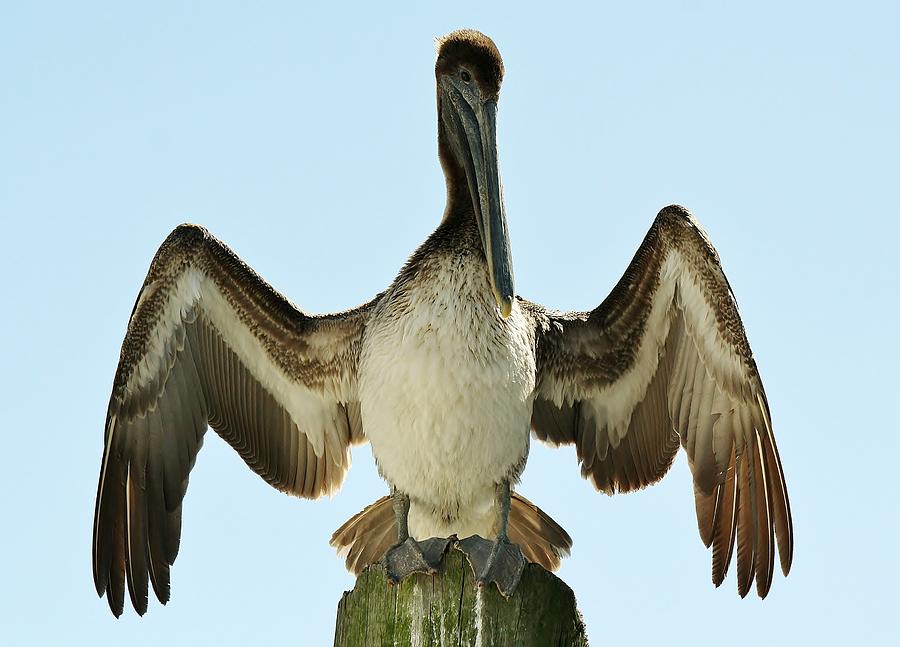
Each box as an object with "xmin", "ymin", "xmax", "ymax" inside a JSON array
[{"xmin": 2, "ymin": 2, "xmax": 898, "ymax": 645}]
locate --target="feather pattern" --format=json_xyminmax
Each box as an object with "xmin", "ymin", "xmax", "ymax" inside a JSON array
[
  {"xmin": 92, "ymin": 224, "xmax": 378, "ymax": 616},
  {"xmin": 527, "ymin": 205, "xmax": 792, "ymax": 597}
]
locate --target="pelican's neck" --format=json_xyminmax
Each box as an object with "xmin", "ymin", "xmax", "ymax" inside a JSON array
[{"xmin": 437, "ymin": 107, "xmax": 478, "ymax": 225}]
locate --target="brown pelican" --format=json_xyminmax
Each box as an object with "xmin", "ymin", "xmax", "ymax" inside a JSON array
[{"xmin": 92, "ymin": 29, "xmax": 793, "ymax": 617}]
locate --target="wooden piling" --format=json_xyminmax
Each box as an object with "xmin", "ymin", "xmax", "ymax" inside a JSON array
[{"xmin": 333, "ymin": 544, "xmax": 588, "ymax": 646}]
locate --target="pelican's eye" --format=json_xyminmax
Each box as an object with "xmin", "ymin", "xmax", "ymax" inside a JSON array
[{"xmin": 460, "ymin": 69, "xmax": 472, "ymax": 83}]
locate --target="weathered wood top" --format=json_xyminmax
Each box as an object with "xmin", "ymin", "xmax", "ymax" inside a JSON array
[{"xmin": 334, "ymin": 545, "xmax": 588, "ymax": 646}]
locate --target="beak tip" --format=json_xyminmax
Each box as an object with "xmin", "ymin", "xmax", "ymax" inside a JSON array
[{"xmin": 498, "ymin": 296, "xmax": 513, "ymax": 319}]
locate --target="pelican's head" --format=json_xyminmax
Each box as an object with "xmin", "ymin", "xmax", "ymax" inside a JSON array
[{"xmin": 436, "ymin": 30, "xmax": 513, "ymax": 318}]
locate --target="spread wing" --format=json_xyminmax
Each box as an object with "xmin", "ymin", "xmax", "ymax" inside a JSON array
[
  {"xmin": 526, "ymin": 205, "xmax": 793, "ymax": 598},
  {"xmin": 92, "ymin": 224, "xmax": 378, "ymax": 616}
]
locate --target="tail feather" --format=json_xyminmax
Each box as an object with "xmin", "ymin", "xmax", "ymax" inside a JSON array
[
  {"xmin": 330, "ymin": 492, "xmax": 572, "ymax": 575},
  {"xmin": 330, "ymin": 496, "xmax": 397, "ymax": 575},
  {"xmin": 508, "ymin": 492, "xmax": 572, "ymax": 571}
]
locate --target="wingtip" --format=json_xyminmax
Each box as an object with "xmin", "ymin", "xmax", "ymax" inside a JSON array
[
  {"xmin": 106, "ymin": 594, "xmax": 124, "ymax": 619},
  {"xmin": 130, "ymin": 589, "xmax": 149, "ymax": 617},
  {"xmin": 780, "ymin": 556, "xmax": 793, "ymax": 577}
]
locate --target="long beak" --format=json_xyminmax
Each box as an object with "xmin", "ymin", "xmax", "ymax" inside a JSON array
[{"xmin": 441, "ymin": 82, "xmax": 515, "ymax": 317}]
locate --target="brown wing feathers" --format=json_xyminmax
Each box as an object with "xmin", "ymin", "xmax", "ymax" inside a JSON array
[
  {"xmin": 580, "ymin": 314, "xmax": 681, "ymax": 494},
  {"xmin": 529, "ymin": 205, "xmax": 793, "ymax": 597},
  {"xmin": 93, "ymin": 225, "xmax": 372, "ymax": 616}
]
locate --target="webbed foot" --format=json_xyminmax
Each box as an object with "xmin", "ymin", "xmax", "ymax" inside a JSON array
[
  {"xmin": 457, "ymin": 534, "xmax": 525, "ymax": 597},
  {"xmin": 384, "ymin": 536, "xmax": 453, "ymax": 583}
]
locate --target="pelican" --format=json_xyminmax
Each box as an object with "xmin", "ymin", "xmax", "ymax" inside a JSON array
[{"xmin": 92, "ymin": 29, "xmax": 793, "ymax": 617}]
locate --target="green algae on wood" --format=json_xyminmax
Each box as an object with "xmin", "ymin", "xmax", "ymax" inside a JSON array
[{"xmin": 333, "ymin": 545, "xmax": 588, "ymax": 646}]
